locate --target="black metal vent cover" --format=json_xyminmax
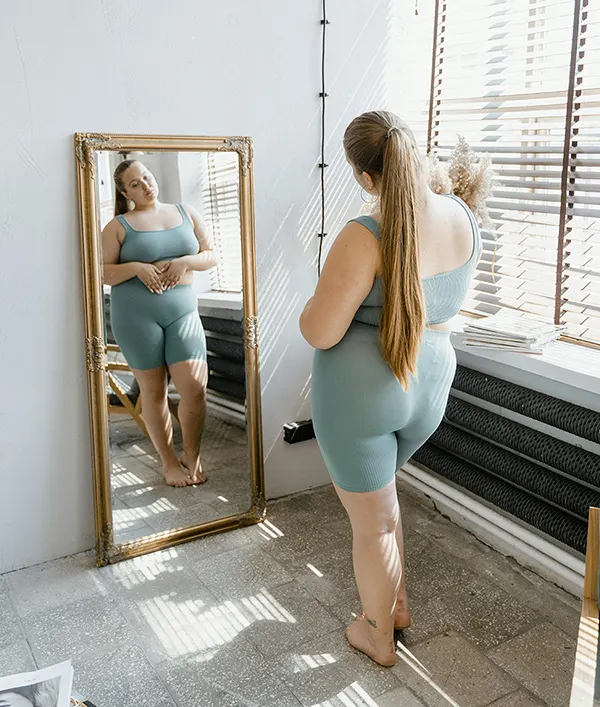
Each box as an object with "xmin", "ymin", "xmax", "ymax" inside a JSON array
[
  {"xmin": 412, "ymin": 443, "xmax": 588, "ymax": 554},
  {"xmin": 429, "ymin": 422, "xmax": 600, "ymax": 521},
  {"xmin": 444, "ymin": 396, "xmax": 600, "ymax": 490},
  {"xmin": 453, "ymin": 366, "xmax": 600, "ymax": 445},
  {"xmin": 410, "ymin": 365, "xmax": 600, "ymax": 555}
]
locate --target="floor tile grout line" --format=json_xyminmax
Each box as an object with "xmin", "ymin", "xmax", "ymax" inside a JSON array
[
  {"xmin": 404, "ymin": 492, "xmax": 580, "ymax": 609},
  {"xmin": 92, "ymin": 588, "xmax": 179, "ymax": 704},
  {"xmin": 2, "ymin": 576, "xmax": 40, "ymax": 670},
  {"xmin": 481, "ymin": 615, "xmax": 558, "ymax": 656},
  {"xmin": 1, "ymin": 550, "xmax": 96, "ymax": 582},
  {"xmin": 481, "ymin": 687, "xmax": 540, "ymax": 707},
  {"xmin": 24, "ymin": 590, "xmax": 150, "ymax": 672}
]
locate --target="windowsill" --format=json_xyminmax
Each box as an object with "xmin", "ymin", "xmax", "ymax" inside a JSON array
[
  {"xmin": 449, "ymin": 313, "xmax": 600, "ymax": 399},
  {"xmin": 196, "ymin": 291, "xmax": 243, "ymax": 310},
  {"xmin": 102, "ymin": 284, "xmax": 243, "ymax": 311}
]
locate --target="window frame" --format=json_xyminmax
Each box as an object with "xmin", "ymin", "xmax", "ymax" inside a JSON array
[{"xmin": 426, "ymin": 0, "xmax": 599, "ymax": 350}]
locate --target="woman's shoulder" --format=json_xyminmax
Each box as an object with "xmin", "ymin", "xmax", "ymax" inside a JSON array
[
  {"xmin": 439, "ymin": 193, "xmax": 476, "ymax": 226},
  {"xmin": 180, "ymin": 202, "xmax": 200, "ymax": 221},
  {"xmin": 332, "ymin": 219, "xmax": 382, "ymax": 267},
  {"xmin": 102, "ymin": 216, "xmax": 126, "ymax": 238},
  {"xmin": 102, "ymin": 215, "xmax": 117, "ymax": 229},
  {"xmin": 345, "ymin": 214, "xmax": 381, "ymax": 240},
  {"xmin": 427, "ymin": 192, "xmax": 477, "ymax": 266}
]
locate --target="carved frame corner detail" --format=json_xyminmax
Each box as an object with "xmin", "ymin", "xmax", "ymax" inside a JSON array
[
  {"xmin": 221, "ymin": 137, "xmax": 253, "ymax": 174},
  {"xmin": 75, "ymin": 133, "xmax": 122, "ymax": 177},
  {"xmin": 96, "ymin": 525, "xmax": 114, "ymax": 566}
]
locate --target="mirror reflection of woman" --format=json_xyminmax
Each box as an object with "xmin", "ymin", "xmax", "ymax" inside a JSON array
[{"xmin": 102, "ymin": 160, "xmax": 217, "ymax": 487}]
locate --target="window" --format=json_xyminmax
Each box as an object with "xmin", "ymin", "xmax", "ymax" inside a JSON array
[
  {"xmin": 428, "ymin": 0, "xmax": 600, "ymax": 346},
  {"xmin": 201, "ymin": 152, "xmax": 243, "ymax": 293}
]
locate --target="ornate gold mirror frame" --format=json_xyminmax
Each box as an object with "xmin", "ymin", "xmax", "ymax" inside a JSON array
[{"xmin": 75, "ymin": 133, "xmax": 265, "ymax": 566}]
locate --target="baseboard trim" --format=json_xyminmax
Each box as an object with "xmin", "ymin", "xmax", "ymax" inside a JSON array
[{"xmin": 206, "ymin": 392, "xmax": 246, "ymax": 427}]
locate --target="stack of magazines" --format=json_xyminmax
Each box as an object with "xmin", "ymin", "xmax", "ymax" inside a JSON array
[{"xmin": 457, "ymin": 314, "xmax": 567, "ymax": 354}]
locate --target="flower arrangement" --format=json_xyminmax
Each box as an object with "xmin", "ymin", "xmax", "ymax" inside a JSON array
[{"xmin": 428, "ymin": 135, "xmax": 495, "ymax": 228}]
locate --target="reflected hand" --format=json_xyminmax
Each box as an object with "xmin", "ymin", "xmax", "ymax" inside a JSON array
[
  {"xmin": 159, "ymin": 258, "xmax": 188, "ymax": 290},
  {"xmin": 136, "ymin": 263, "xmax": 164, "ymax": 295}
]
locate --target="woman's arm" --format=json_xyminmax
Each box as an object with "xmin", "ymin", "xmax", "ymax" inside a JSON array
[
  {"xmin": 159, "ymin": 205, "xmax": 218, "ymax": 289},
  {"xmin": 300, "ymin": 222, "xmax": 380, "ymax": 349},
  {"xmin": 156, "ymin": 204, "xmax": 217, "ymax": 290},
  {"xmin": 102, "ymin": 220, "xmax": 138, "ymax": 285},
  {"xmin": 180, "ymin": 204, "xmax": 217, "ymax": 271}
]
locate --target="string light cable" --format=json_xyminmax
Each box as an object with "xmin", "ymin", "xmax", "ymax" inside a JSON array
[{"xmin": 317, "ymin": 0, "xmax": 329, "ymax": 276}]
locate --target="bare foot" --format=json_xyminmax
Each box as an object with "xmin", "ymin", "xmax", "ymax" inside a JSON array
[
  {"xmin": 164, "ymin": 465, "xmax": 193, "ymax": 487},
  {"xmin": 358, "ymin": 602, "xmax": 410, "ymax": 630},
  {"xmin": 345, "ymin": 614, "xmax": 396, "ymax": 667},
  {"xmin": 180, "ymin": 455, "xmax": 207, "ymax": 485},
  {"xmin": 394, "ymin": 606, "xmax": 412, "ymax": 631},
  {"xmin": 394, "ymin": 589, "xmax": 411, "ymax": 630}
]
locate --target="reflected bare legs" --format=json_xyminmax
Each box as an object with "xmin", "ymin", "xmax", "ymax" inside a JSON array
[
  {"xmin": 169, "ymin": 359, "xmax": 208, "ymax": 485},
  {"xmin": 334, "ymin": 479, "xmax": 401, "ymax": 667},
  {"xmin": 131, "ymin": 365, "xmax": 192, "ymax": 487}
]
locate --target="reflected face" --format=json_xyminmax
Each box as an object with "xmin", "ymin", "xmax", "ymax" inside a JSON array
[{"xmin": 121, "ymin": 162, "xmax": 159, "ymax": 206}]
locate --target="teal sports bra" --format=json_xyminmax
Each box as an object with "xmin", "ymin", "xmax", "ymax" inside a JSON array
[
  {"xmin": 116, "ymin": 203, "xmax": 199, "ymax": 264},
  {"xmin": 351, "ymin": 194, "xmax": 481, "ymax": 327}
]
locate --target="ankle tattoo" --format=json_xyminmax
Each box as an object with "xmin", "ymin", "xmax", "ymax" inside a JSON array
[{"xmin": 365, "ymin": 616, "xmax": 377, "ymax": 629}]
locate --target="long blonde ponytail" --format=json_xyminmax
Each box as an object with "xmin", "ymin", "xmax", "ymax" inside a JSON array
[{"xmin": 344, "ymin": 112, "xmax": 426, "ymax": 390}]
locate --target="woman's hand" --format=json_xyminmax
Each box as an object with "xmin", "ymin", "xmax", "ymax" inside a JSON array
[
  {"xmin": 158, "ymin": 258, "xmax": 189, "ymax": 290},
  {"xmin": 135, "ymin": 263, "xmax": 164, "ymax": 294}
]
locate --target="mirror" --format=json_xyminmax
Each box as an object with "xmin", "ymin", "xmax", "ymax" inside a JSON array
[{"xmin": 75, "ymin": 134, "xmax": 264, "ymax": 565}]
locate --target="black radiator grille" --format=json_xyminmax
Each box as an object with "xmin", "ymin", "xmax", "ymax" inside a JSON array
[
  {"xmin": 411, "ymin": 365, "xmax": 600, "ymax": 555},
  {"xmin": 444, "ymin": 397, "xmax": 600, "ymax": 490},
  {"xmin": 412, "ymin": 444, "xmax": 589, "ymax": 554},
  {"xmin": 453, "ymin": 366, "xmax": 600, "ymax": 444},
  {"xmin": 202, "ymin": 313, "xmax": 245, "ymax": 405},
  {"xmin": 430, "ymin": 423, "xmax": 600, "ymax": 521}
]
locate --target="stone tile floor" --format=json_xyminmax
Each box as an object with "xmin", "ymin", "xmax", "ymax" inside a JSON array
[{"xmin": 0, "ymin": 480, "xmax": 581, "ymax": 706}]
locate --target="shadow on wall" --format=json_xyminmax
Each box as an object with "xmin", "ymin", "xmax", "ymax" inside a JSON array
[{"xmin": 257, "ymin": 1, "xmax": 405, "ymax": 464}]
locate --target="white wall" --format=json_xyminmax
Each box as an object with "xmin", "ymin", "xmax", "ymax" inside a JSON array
[{"xmin": 0, "ymin": 0, "xmax": 401, "ymax": 571}]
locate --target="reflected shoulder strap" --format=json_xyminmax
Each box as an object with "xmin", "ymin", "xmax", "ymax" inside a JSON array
[{"xmin": 176, "ymin": 203, "xmax": 192, "ymax": 224}]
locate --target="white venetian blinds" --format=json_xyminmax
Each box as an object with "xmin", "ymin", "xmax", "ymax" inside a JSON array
[{"xmin": 429, "ymin": 0, "xmax": 599, "ymax": 345}]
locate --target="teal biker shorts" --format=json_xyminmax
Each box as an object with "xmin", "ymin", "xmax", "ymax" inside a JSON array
[
  {"xmin": 110, "ymin": 280, "xmax": 206, "ymax": 371},
  {"xmin": 312, "ymin": 323, "xmax": 456, "ymax": 493}
]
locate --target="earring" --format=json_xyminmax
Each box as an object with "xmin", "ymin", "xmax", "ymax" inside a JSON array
[{"xmin": 361, "ymin": 188, "xmax": 378, "ymax": 204}]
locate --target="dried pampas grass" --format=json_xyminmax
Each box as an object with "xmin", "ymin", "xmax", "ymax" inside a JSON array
[{"xmin": 427, "ymin": 135, "xmax": 495, "ymax": 229}]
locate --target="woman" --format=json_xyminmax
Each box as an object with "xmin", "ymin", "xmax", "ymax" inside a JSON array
[
  {"xmin": 300, "ymin": 111, "xmax": 482, "ymax": 666},
  {"xmin": 102, "ymin": 160, "xmax": 217, "ymax": 487}
]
